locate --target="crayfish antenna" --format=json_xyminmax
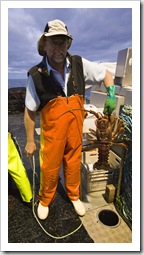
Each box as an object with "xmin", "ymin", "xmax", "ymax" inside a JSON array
[
  {"xmin": 88, "ymin": 110, "xmax": 102, "ymax": 119},
  {"xmin": 111, "ymin": 116, "xmax": 118, "ymax": 132},
  {"xmin": 113, "ymin": 119, "xmax": 123, "ymax": 136}
]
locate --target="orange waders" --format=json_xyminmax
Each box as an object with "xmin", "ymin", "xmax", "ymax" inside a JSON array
[{"xmin": 38, "ymin": 95, "xmax": 85, "ymax": 206}]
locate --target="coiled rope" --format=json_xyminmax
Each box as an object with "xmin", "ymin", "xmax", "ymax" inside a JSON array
[
  {"xmin": 116, "ymin": 105, "xmax": 132, "ymax": 221},
  {"xmin": 28, "ymin": 107, "xmax": 100, "ymax": 238},
  {"xmin": 29, "ymin": 155, "xmax": 83, "ymax": 240}
]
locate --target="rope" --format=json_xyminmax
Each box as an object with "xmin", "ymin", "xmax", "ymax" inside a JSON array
[
  {"xmin": 28, "ymin": 107, "xmax": 98, "ymax": 239},
  {"xmin": 29, "ymin": 155, "xmax": 83, "ymax": 240},
  {"xmin": 116, "ymin": 105, "xmax": 132, "ymax": 221}
]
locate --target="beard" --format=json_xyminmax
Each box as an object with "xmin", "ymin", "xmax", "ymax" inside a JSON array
[{"xmin": 52, "ymin": 51, "xmax": 66, "ymax": 63}]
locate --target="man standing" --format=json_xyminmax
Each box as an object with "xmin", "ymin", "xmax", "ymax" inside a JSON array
[{"xmin": 24, "ymin": 19, "xmax": 116, "ymax": 220}]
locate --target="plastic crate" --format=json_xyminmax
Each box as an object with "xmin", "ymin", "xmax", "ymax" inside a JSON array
[{"xmin": 81, "ymin": 150, "xmax": 121, "ymax": 193}]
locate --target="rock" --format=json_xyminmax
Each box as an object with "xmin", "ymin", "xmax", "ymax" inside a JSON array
[{"xmin": 8, "ymin": 87, "xmax": 26, "ymax": 114}]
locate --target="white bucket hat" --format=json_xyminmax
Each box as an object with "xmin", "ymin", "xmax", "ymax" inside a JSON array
[{"xmin": 37, "ymin": 19, "xmax": 73, "ymax": 56}]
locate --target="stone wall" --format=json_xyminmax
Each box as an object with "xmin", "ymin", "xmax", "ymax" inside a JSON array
[{"xmin": 8, "ymin": 87, "xmax": 26, "ymax": 114}]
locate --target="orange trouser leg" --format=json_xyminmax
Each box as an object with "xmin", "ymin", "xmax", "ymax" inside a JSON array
[
  {"xmin": 39, "ymin": 95, "xmax": 84, "ymax": 206},
  {"xmin": 63, "ymin": 117, "xmax": 82, "ymax": 201},
  {"xmin": 38, "ymin": 136, "xmax": 66, "ymax": 206}
]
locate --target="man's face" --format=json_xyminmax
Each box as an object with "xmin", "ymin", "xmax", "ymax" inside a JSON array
[{"xmin": 44, "ymin": 35, "xmax": 68, "ymax": 64}]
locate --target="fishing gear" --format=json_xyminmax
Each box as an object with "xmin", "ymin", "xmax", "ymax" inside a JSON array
[{"xmin": 29, "ymin": 155, "xmax": 83, "ymax": 240}]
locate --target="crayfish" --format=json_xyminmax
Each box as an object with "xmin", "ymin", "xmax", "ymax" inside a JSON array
[{"xmin": 85, "ymin": 110, "xmax": 127, "ymax": 170}]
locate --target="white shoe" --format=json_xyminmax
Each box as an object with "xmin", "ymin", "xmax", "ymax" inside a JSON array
[
  {"xmin": 71, "ymin": 199, "xmax": 86, "ymax": 216},
  {"xmin": 37, "ymin": 202, "xmax": 49, "ymax": 220}
]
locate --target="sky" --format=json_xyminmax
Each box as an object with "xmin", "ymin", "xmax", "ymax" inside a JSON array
[{"xmin": 7, "ymin": 5, "xmax": 132, "ymax": 79}]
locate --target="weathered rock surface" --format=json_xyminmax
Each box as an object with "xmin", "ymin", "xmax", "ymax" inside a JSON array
[{"xmin": 8, "ymin": 87, "xmax": 26, "ymax": 114}]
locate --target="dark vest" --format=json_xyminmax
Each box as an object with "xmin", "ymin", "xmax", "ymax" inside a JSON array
[{"xmin": 28, "ymin": 54, "xmax": 85, "ymax": 111}]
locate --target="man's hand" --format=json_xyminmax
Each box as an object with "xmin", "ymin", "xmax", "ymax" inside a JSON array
[
  {"xmin": 103, "ymin": 85, "xmax": 116, "ymax": 115},
  {"xmin": 25, "ymin": 141, "xmax": 36, "ymax": 157}
]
